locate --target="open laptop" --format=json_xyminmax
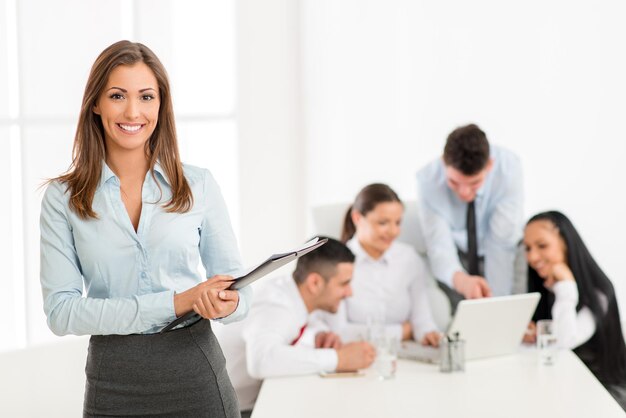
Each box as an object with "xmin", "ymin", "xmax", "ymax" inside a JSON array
[{"xmin": 399, "ymin": 292, "xmax": 540, "ymax": 363}]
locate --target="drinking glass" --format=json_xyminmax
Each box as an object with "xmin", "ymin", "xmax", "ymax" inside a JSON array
[
  {"xmin": 375, "ymin": 336, "xmax": 398, "ymax": 380},
  {"xmin": 536, "ymin": 319, "xmax": 557, "ymax": 365}
]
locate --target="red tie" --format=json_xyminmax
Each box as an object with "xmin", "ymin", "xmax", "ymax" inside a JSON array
[{"xmin": 291, "ymin": 324, "xmax": 308, "ymax": 346}]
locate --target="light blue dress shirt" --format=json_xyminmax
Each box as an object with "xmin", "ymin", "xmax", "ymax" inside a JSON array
[
  {"xmin": 40, "ymin": 162, "xmax": 251, "ymax": 336},
  {"xmin": 416, "ymin": 145, "xmax": 524, "ymax": 296}
]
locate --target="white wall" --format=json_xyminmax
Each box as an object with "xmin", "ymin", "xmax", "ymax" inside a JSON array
[
  {"xmin": 300, "ymin": 0, "xmax": 626, "ymax": 313},
  {"xmin": 236, "ymin": 0, "xmax": 306, "ymax": 266}
]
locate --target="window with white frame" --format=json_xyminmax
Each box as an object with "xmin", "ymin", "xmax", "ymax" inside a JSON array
[{"xmin": 0, "ymin": 0, "xmax": 238, "ymax": 352}]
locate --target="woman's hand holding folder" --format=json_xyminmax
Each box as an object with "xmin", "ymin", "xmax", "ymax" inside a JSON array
[{"xmin": 174, "ymin": 275, "xmax": 239, "ymax": 319}]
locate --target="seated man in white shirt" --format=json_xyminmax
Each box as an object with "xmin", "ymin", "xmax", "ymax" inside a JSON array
[
  {"xmin": 416, "ymin": 123, "xmax": 524, "ymax": 306},
  {"xmin": 216, "ymin": 237, "xmax": 376, "ymax": 417}
]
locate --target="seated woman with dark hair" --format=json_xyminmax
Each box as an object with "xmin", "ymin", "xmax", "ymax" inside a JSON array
[{"xmin": 524, "ymin": 211, "xmax": 626, "ymax": 409}]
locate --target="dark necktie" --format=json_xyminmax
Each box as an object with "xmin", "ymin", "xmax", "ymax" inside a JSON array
[{"xmin": 467, "ymin": 200, "xmax": 479, "ymax": 276}]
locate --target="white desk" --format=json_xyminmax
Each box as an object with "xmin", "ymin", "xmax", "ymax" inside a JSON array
[{"xmin": 251, "ymin": 350, "xmax": 624, "ymax": 418}]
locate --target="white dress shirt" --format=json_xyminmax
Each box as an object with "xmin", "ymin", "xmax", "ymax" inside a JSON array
[
  {"xmin": 416, "ymin": 145, "xmax": 524, "ymax": 296},
  {"xmin": 215, "ymin": 277, "xmax": 337, "ymax": 411},
  {"xmin": 312, "ymin": 239, "xmax": 438, "ymax": 343},
  {"xmin": 551, "ymin": 280, "xmax": 598, "ymax": 349}
]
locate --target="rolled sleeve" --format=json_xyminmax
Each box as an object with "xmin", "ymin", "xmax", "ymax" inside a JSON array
[
  {"xmin": 418, "ymin": 201, "xmax": 464, "ymax": 285},
  {"xmin": 483, "ymin": 153, "xmax": 524, "ymax": 295}
]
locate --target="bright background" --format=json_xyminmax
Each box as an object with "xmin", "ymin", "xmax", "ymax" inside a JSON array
[{"xmin": 1, "ymin": 0, "xmax": 626, "ymax": 354}]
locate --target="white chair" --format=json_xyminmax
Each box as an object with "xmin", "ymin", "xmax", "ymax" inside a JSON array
[{"xmin": 311, "ymin": 201, "xmax": 452, "ymax": 330}]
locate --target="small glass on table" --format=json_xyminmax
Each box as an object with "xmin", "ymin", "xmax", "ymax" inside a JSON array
[
  {"xmin": 374, "ymin": 336, "xmax": 398, "ymax": 380},
  {"xmin": 536, "ymin": 319, "xmax": 557, "ymax": 365}
]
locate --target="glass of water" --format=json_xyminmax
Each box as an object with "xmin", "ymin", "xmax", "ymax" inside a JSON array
[
  {"xmin": 375, "ymin": 336, "xmax": 398, "ymax": 380},
  {"xmin": 536, "ymin": 319, "xmax": 557, "ymax": 365}
]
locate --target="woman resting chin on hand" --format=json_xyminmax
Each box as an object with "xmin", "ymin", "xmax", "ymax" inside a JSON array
[{"xmin": 523, "ymin": 211, "xmax": 626, "ymax": 411}]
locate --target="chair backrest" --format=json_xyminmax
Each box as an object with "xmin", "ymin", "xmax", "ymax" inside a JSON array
[{"xmin": 311, "ymin": 200, "xmax": 427, "ymax": 254}]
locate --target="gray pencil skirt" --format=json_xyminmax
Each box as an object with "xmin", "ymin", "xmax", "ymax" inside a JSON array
[{"xmin": 83, "ymin": 319, "xmax": 240, "ymax": 418}]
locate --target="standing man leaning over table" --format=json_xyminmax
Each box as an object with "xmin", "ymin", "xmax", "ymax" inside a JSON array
[
  {"xmin": 416, "ymin": 124, "xmax": 523, "ymax": 307},
  {"xmin": 216, "ymin": 237, "xmax": 375, "ymax": 418}
]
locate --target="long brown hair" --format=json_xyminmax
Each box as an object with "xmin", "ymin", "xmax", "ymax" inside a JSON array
[
  {"xmin": 54, "ymin": 40, "xmax": 192, "ymax": 219},
  {"xmin": 341, "ymin": 183, "xmax": 402, "ymax": 242}
]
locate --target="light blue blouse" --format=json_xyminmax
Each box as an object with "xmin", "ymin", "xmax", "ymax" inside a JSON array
[
  {"xmin": 40, "ymin": 162, "xmax": 251, "ymax": 336},
  {"xmin": 416, "ymin": 145, "xmax": 524, "ymax": 296}
]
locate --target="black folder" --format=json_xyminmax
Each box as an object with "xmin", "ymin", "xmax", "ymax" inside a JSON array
[{"xmin": 160, "ymin": 237, "xmax": 328, "ymax": 333}]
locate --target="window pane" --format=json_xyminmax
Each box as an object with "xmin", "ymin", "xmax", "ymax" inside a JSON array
[
  {"xmin": 177, "ymin": 120, "xmax": 239, "ymax": 235},
  {"xmin": 133, "ymin": 0, "xmax": 174, "ymax": 63},
  {"xmin": 0, "ymin": 0, "xmax": 11, "ymax": 118},
  {"xmin": 18, "ymin": 0, "xmax": 125, "ymax": 118},
  {"xmin": 136, "ymin": 0, "xmax": 236, "ymax": 115},
  {"xmin": 22, "ymin": 124, "xmax": 75, "ymax": 345},
  {"xmin": 0, "ymin": 127, "xmax": 23, "ymax": 352}
]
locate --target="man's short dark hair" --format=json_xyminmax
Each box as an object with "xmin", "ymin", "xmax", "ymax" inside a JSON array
[
  {"xmin": 443, "ymin": 124, "xmax": 490, "ymax": 175},
  {"xmin": 292, "ymin": 236, "xmax": 355, "ymax": 285}
]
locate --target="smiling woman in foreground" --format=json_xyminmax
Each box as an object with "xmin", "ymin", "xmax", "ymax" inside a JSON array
[{"xmin": 39, "ymin": 40, "xmax": 250, "ymax": 417}]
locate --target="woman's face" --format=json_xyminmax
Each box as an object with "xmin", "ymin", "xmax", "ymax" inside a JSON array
[
  {"xmin": 353, "ymin": 201, "xmax": 403, "ymax": 257},
  {"xmin": 524, "ymin": 220, "xmax": 567, "ymax": 280},
  {"xmin": 93, "ymin": 62, "xmax": 160, "ymax": 155}
]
